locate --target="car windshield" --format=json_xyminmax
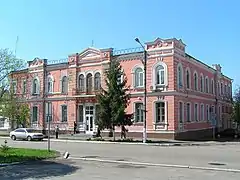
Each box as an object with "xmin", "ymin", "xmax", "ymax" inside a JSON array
[{"xmin": 26, "ymin": 129, "xmax": 39, "ymax": 133}]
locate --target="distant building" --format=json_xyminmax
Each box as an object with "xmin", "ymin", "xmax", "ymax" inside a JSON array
[{"xmin": 10, "ymin": 37, "xmax": 233, "ymax": 140}]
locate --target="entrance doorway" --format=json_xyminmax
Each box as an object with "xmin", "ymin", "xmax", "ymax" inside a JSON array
[{"xmin": 85, "ymin": 105, "xmax": 94, "ymax": 134}]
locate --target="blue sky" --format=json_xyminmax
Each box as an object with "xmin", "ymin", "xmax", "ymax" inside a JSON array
[{"xmin": 0, "ymin": 0, "xmax": 239, "ymax": 89}]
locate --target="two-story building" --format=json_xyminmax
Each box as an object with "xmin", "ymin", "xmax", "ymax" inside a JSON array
[{"xmin": 10, "ymin": 37, "xmax": 233, "ymax": 140}]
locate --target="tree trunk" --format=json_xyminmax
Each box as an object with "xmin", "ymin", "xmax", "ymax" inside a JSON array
[{"xmin": 113, "ymin": 125, "xmax": 115, "ymax": 141}]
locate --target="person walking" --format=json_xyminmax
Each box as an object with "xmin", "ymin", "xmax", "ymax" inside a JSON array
[
  {"xmin": 55, "ymin": 125, "xmax": 59, "ymax": 139},
  {"xmin": 73, "ymin": 121, "xmax": 77, "ymax": 134}
]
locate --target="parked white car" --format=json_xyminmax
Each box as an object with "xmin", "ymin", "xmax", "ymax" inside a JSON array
[{"xmin": 10, "ymin": 128, "xmax": 44, "ymax": 141}]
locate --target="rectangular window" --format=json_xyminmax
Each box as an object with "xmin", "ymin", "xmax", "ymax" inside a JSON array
[
  {"xmin": 194, "ymin": 104, "xmax": 198, "ymax": 121},
  {"xmin": 45, "ymin": 102, "xmax": 52, "ymax": 122},
  {"xmin": 12, "ymin": 81, "xmax": 17, "ymax": 94},
  {"xmin": 155, "ymin": 102, "xmax": 165, "ymax": 123},
  {"xmin": 206, "ymin": 105, "xmax": 210, "ymax": 121},
  {"xmin": 61, "ymin": 105, "xmax": 68, "ymax": 122},
  {"xmin": 23, "ymin": 80, "xmax": 27, "ymax": 94},
  {"xmin": 78, "ymin": 105, "xmax": 84, "ymax": 123},
  {"xmin": 186, "ymin": 103, "xmax": 191, "ymax": 122},
  {"xmin": 179, "ymin": 102, "xmax": 183, "ymax": 123},
  {"xmin": 135, "ymin": 103, "xmax": 143, "ymax": 122},
  {"xmin": 200, "ymin": 104, "xmax": 204, "ymax": 121},
  {"xmin": 32, "ymin": 106, "xmax": 38, "ymax": 122}
]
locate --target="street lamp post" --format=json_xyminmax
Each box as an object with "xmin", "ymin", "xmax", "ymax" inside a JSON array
[{"xmin": 135, "ymin": 38, "xmax": 147, "ymax": 143}]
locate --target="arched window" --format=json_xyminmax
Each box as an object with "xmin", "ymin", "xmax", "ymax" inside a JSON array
[
  {"xmin": 47, "ymin": 77, "xmax": 53, "ymax": 93},
  {"xmin": 194, "ymin": 72, "xmax": 198, "ymax": 91},
  {"xmin": 134, "ymin": 68, "xmax": 143, "ymax": 87},
  {"xmin": 156, "ymin": 65, "xmax": 165, "ymax": 86},
  {"xmin": 86, "ymin": 73, "xmax": 93, "ymax": 93},
  {"xmin": 205, "ymin": 77, "xmax": 209, "ymax": 93},
  {"xmin": 94, "ymin": 72, "xmax": 101, "ymax": 90},
  {"xmin": 32, "ymin": 78, "xmax": 40, "ymax": 95},
  {"xmin": 61, "ymin": 76, "xmax": 68, "ymax": 94},
  {"xmin": 211, "ymin": 79, "xmax": 214, "ymax": 94},
  {"xmin": 200, "ymin": 74, "xmax": 204, "ymax": 92},
  {"xmin": 79, "ymin": 74, "xmax": 85, "ymax": 92},
  {"xmin": 177, "ymin": 64, "xmax": 183, "ymax": 88},
  {"xmin": 186, "ymin": 69, "xmax": 190, "ymax": 89}
]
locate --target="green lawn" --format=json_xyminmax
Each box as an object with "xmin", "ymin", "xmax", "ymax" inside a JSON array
[{"xmin": 0, "ymin": 147, "xmax": 58, "ymax": 164}]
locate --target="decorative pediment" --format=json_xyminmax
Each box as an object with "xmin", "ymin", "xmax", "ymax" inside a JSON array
[
  {"xmin": 28, "ymin": 57, "xmax": 44, "ymax": 67},
  {"xmin": 78, "ymin": 47, "xmax": 101, "ymax": 59}
]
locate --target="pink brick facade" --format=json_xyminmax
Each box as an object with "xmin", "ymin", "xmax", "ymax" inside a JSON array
[{"xmin": 10, "ymin": 37, "xmax": 233, "ymax": 140}]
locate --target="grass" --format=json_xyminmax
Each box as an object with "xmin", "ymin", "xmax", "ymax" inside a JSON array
[{"xmin": 0, "ymin": 146, "xmax": 58, "ymax": 164}]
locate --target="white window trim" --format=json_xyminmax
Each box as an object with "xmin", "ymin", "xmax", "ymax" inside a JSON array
[
  {"xmin": 132, "ymin": 101, "xmax": 144, "ymax": 123},
  {"xmin": 185, "ymin": 67, "xmax": 191, "ymax": 89},
  {"xmin": 93, "ymin": 71, "xmax": 102, "ymax": 90},
  {"xmin": 152, "ymin": 62, "xmax": 168, "ymax": 90},
  {"xmin": 194, "ymin": 103, "xmax": 199, "ymax": 121},
  {"xmin": 32, "ymin": 77, "xmax": 40, "ymax": 95},
  {"xmin": 193, "ymin": 71, "xmax": 198, "ymax": 91},
  {"xmin": 177, "ymin": 63, "xmax": 184, "ymax": 89},
  {"xmin": 47, "ymin": 75, "xmax": 54, "ymax": 93},
  {"xmin": 211, "ymin": 78, "xmax": 215, "ymax": 94},
  {"xmin": 200, "ymin": 73, "xmax": 204, "ymax": 92},
  {"xmin": 153, "ymin": 100, "xmax": 168, "ymax": 130},
  {"xmin": 205, "ymin": 76, "xmax": 209, "ymax": 93},
  {"xmin": 186, "ymin": 102, "xmax": 191, "ymax": 122},
  {"xmin": 78, "ymin": 73, "xmax": 85, "ymax": 91},
  {"xmin": 206, "ymin": 104, "xmax": 210, "ymax": 122},
  {"xmin": 200, "ymin": 103, "xmax": 204, "ymax": 121},
  {"xmin": 131, "ymin": 65, "xmax": 144, "ymax": 88},
  {"xmin": 22, "ymin": 79, "xmax": 27, "ymax": 94},
  {"xmin": 178, "ymin": 101, "xmax": 184, "ymax": 123},
  {"xmin": 61, "ymin": 76, "xmax": 69, "ymax": 93}
]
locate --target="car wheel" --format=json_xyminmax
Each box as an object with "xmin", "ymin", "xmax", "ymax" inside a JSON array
[
  {"xmin": 27, "ymin": 136, "xmax": 32, "ymax": 141},
  {"xmin": 11, "ymin": 135, "xmax": 16, "ymax": 141}
]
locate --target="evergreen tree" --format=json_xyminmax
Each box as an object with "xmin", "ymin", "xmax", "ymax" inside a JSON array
[{"xmin": 97, "ymin": 59, "xmax": 132, "ymax": 140}]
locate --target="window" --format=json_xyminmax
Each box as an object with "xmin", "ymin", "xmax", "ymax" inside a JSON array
[
  {"xmin": 134, "ymin": 103, "xmax": 143, "ymax": 122},
  {"xmin": 45, "ymin": 102, "xmax": 52, "ymax": 122},
  {"xmin": 78, "ymin": 105, "xmax": 84, "ymax": 123},
  {"xmin": 186, "ymin": 69, "xmax": 190, "ymax": 89},
  {"xmin": 221, "ymin": 83, "xmax": 223, "ymax": 95},
  {"xmin": 61, "ymin": 76, "xmax": 68, "ymax": 94},
  {"xmin": 61, "ymin": 105, "xmax": 68, "ymax": 122},
  {"xmin": 194, "ymin": 103, "xmax": 198, "ymax": 121},
  {"xmin": 200, "ymin": 75, "xmax": 204, "ymax": 92},
  {"xmin": 186, "ymin": 103, "xmax": 191, "ymax": 122},
  {"xmin": 86, "ymin": 73, "xmax": 93, "ymax": 93},
  {"xmin": 156, "ymin": 65, "xmax": 165, "ymax": 86},
  {"xmin": 134, "ymin": 68, "xmax": 144, "ymax": 88},
  {"xmin": 218, "ymin": 82, "xmax": 220, "ymax": 96},
  {"xmin": 200, "ymin": 104, "xmax": 204, "ymax": 121},
  {"xmin": 12, "ymin": 81, "xmax": 17, "ymax": 94},
  {"xmin": 47, "ymin": 77, "xmax": 53, "ymax": 93},
  {"xmin": 79, "ymin": 74, "xmax": 85, "ymax": 92},
  {"xmin": 177, "ymin": 64, "xmax": 183, "ymax": 88},
  {"xmin": 23, "ymin": 80, "xmax": 27, "ymax": 94},
  {"xmin": 211, "ymin": 79, "xmax": 214, "ymax": 94},
  {"xmin": 179, "ymin": 102, "xmax": 183, "ymax": 123},
  {"xmin": 206, "ymin": 105, "xmax": 210, "ymax": 121},
  {"xmin": 32, "ymin": 106, "xmax": 38, "ymax": 122},
  {"xmin": 155, "ymin": 102, "xmax": 165, "ymax": 123},
  {"xmin": 205, "ymin": 77, "xmax": 209, "ymax": 93},
  {"xmin": 224, "ymin": 84, "xmax": 227, "ymax": 95},
  {"xmin": 228, "ymin": 85, "xmax": 231, "ymax": 97},
  {"xmin": 32, "ymin": 78, "xmax": 39, "ymax": 95},
  {"xmin": 194, "ymin": 73, "xmax": 198, "ymax": 91},
  {"xmin": 94, "ymin": 72, "xmax": 101, "ymax": 90}
]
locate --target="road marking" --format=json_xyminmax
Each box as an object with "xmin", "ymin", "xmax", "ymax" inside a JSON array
[{"xmin": 69, "ymin": 156, "xmax": 240, "ymax": 173}]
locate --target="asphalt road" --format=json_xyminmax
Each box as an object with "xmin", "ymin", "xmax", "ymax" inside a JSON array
[{"xmin": 1, "ymin": 138, "xmax": 240, "ymax": 180}]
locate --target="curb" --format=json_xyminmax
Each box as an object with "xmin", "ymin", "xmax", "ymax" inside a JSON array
[{"xmin": 0, "ymin": 162, "xmax": 21, "ymax": 167}]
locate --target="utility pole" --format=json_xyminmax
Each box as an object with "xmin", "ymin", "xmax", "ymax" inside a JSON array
[{"xmin": 135, "ymin": 38, "xmax": 147, "ymax": 143}]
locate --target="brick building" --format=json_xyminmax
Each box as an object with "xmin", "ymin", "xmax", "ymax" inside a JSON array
[{"xmin": 10, "ymin": 37, "xmax": 233, "ymax": 140}]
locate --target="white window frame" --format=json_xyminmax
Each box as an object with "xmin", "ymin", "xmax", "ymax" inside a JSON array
[
  {"xmin": 185, "ymin": 68, "xmax": 191, "ymax": 89},
  {"xmin": 134, "ymin": 102, "xmax": 144, "ymax": 123},
  {"xmin": 152, "ymin": 62, "xmax": 168, "ymax": 90},
  {"xmin": 177, "ymin": 63, "xmax": 184, "ymax": 89},
  {"xmin": 186, "ymin": 102, "xmax": 191, "ymax": 122},
  {"xmin": 206, "ymin": 104, "xmax": 210, "ymax": 122},
  {"xmin": 200, "ymin": 73, "xmax": 204, "ymax": 92},
  {"xmin": 200, "ymin": 103, "xmax": 204, "ymax": 121},
  {"xmin": 47, "ymin": 75, "xmax": 54, "ymax": 93},
  {"xmin": 194, "ymin": 103, "xmax": 199, "ymax": 121},
  {"xmin": 134, "ymin": 67, "xmax": 144, "ymax": 88},
  {"xmin": 94, "ymin": 72, "xmax": 101, "ymax": 90},
  {"xmin": 178, "ymin": 101, "xmax": 184, "ymax": 123},
  {"xmin": 193, "ymin": 71, "xmax": 198, "ymax": 91},
  {"xmin": 205, "ymin": 76, "xmax": 209, "ymax": 93},
  {"xmin": 32, "ymin": 77, "xmax": 40, "ymax": 95},
  {"xmin": 211, "ymin": 79, "xmax": 215, "ymax": 94},
  {"xmin": 22, "ymin": 79, "xmax": 27, "ymax": 94},
  {"xmin": 154, "ymin": 101, "xmax": 166, "ymax": 124}
]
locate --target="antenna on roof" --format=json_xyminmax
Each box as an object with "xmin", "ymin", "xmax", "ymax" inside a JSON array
[{"xmin": 91, "ymin": 40, "xmax": 94, "ymax": 47}]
